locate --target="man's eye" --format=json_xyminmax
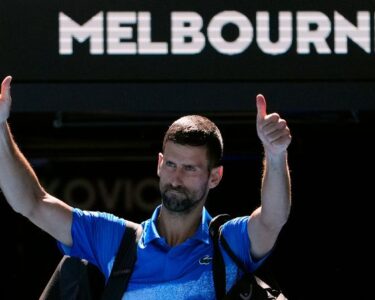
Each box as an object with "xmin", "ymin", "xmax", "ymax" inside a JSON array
[{"xmin": 166, "ymin": 161, "xmax": 175, "ymax": 168}]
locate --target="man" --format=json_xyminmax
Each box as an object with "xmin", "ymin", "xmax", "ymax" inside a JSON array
[{"xmin": 0, "ymin": 75, "xmax": 291, "ymax": 299}]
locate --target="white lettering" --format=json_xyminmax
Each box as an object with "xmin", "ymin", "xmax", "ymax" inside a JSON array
[
  {"xmin": 138, "ymin": 12, "xmax": 168, "ymax": 54},
  {"xmin": 58, "ymin": 10, "xmax": 374, "ymax": 56},
  {"xmin": 257, "ymin": 11, "xmax": 292, "ymax": 55},
  {"xmin": 207, "ymin": 11, "xmax": 253, "ymax": 55},
  {"xmin": 334, "ymin": 11, "xmax": 370, "ymax": 54},
  {"xmin": 107, "ymin": 12, "xmax": 137, "ymax": 54},
  {"xmin": 59, "ymin": 12, "xmax": 104, "ymax": 55},
  {"xmin": 297, "ymin": 12, "xmax": 331, "ymax": 54},
  {"xmin": 171, "ymin": 12, "xmax": 205, "ymax": 54}
]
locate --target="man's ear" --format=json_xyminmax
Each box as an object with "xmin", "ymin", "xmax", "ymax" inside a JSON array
[
  {"xmin": 208, "ymin": 165, "xmax": 223, "ymax": 189},
  {"xmin": 157, "ymin": 152, "xmax": 163, "ymax": 177}
]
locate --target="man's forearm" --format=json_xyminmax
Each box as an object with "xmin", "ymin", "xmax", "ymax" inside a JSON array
[
  {"xmin": 0, "ymin": 122, "xmax": 45, "ymax": 217},
  {"xmin": 260, "ymin": 150, "xmax": 291, "ymax": 230}
]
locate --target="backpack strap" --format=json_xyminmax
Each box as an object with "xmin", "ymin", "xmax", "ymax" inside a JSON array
[
  {"xmin": 210, "ymin": 214, "xmax": 261, "ymax": 300},
  {"xmin": 210, "ymin": 214, "xmax": 286, "ymax": 300},
  {"xmin": 101, "ymin": 222, "xmax": 142, "ymax": 300},
  {"xmin": 209, "ymin": 214, "xmax": 231, "ymax": 300},
  {"xmin": 219, "ymin": 232, "xmax": 248, "ymax": 273}
]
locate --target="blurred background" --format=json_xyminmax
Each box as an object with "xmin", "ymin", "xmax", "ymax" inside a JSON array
[{"xmin": 1, "ymin": 1, "xmax": 374, "ymax": 299}]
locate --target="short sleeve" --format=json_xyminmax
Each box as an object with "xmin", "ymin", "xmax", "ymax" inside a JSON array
[
  {"xmin": 58, "ymin": 208, "xmax": 126, "ymax": 278},
  {"xmin": 221, "ymin": 216, "xmax": 270, "ymax": 272}
]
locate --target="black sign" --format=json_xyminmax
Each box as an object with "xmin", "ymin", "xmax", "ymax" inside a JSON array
[{"xmin": 1, "ymin": 0, "xmax": 374, "ymax": 81}]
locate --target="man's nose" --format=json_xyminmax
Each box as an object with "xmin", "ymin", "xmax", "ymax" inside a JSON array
[{"xmin": 170, "ymin": 168, "xmax": 183, "ymax": 187}]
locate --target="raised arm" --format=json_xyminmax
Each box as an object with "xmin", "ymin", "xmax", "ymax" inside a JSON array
[
  {"xmin": 0, "ymin": 76, "xmax": 73, "ymax": 246},
  {"xmin": 247, "ymin": 94, "xmax": 292, "ymax": 259}
]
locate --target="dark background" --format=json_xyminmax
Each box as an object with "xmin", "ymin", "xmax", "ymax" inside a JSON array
[
  {"xmin": 0, "ymin": 1, "xmax": 374, "ymax": 299},
  {"xmin": 1, "ymin": 109, "xmax": 372, "ymax": 299}
]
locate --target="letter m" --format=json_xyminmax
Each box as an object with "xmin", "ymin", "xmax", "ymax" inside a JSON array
[{"xmin": 59, "ymin": 12, "xmax": 104, "ymax": 55}]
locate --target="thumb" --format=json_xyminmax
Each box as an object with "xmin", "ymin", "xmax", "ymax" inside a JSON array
[
  {"xmin": 1, "ymin": 76, "xmax": 12, "ymax": 99},
  {"xmin": 256, "ymin": 94, "xmax": 267, "ymax": 120}
]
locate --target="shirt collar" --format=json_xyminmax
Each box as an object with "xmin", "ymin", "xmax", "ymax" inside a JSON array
[{"xmin": 142, "ymin": 205, "xmax": 212, "ymax": 245}]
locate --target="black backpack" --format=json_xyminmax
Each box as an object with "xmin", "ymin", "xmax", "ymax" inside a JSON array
[
  {"xmin": 40, "ymin": 215, "xmax": 286, "ymax": 300},
  {"xmin": 39, "ymin": 223, "xmax": 140, "ymax": 300},
  {"xmin": 209, "ymin": 214, "xmax": 287, "ymax": 300}
]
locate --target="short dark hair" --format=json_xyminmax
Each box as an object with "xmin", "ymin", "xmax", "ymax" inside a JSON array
[{"xmin": 162, "ymin": 115, "xmax": 223, "ymax": 169}]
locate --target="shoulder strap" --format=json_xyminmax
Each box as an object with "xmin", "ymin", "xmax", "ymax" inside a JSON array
[
  {"xmin": 101, "ymin": 223, "xmax": 142, "ymax": 300},
  {"xmin": 219, "ymin": 233, "xmax": 248, "ymax": 273},
  {"xmin": 210, "ymin": 215, "xmax": 286, "ymax": 300},
  {"xmin": 209, "ymin": 214, "xmax": 231, "ymax": 300}
]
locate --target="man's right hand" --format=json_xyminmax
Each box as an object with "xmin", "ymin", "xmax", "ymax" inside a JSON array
[{"xmin": 0, "ymin": 76, "xmax": 13, "ymax": 123}]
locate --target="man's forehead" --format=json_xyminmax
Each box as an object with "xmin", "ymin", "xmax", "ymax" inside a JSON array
[
  {"xmin": 164, "ymin": 141, "xmax": 206, "ymax": 153},
  {"xmin": 163, "ymin": 142, "xmax": 209, "ymax": 165}
]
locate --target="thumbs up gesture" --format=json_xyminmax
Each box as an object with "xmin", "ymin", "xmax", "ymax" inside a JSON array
[
  {"xmin": 256, "ymin": 94, "xmax": 291, "ymax": 155},
  {"xmin": 0, "ymin": 76, "xmax": 13, "ymax": 123}
]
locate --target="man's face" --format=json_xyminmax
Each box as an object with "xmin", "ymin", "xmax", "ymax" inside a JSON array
[{"xmin": 157, "ymin": 142, "xmax": 217, "ymax": 214}]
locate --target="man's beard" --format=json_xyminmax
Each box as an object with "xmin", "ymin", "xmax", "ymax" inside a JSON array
[{"xmin": 160, "ymin": 185, "xmax": 206, "ymax": 214}]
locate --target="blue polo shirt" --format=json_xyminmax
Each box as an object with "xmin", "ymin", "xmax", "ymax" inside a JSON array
[{"xmin": 59, "ymin": 206, "xmax": 266, "ymax": 299}]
